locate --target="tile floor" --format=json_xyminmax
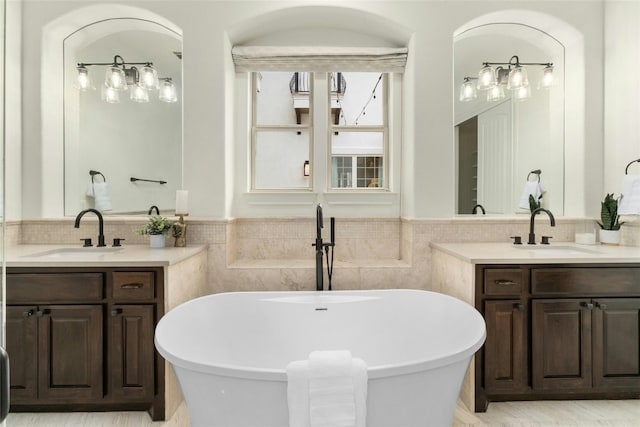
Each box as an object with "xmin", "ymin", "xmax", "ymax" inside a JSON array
[{"xmin": 5, "ymin": 399, "xmax": 640, "ymax": 426}]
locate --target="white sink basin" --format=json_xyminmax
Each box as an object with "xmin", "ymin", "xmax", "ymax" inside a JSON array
[
  {"xmin": 25, "ymin": 247, "xmax": 123, "ymax": 259},
  {"xmin": 513, "ymin": 245, "xmax": 599, "ymax": 256}
]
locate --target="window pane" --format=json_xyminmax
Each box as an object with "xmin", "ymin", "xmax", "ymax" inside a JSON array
[
  {"xmin": 331, "ymin": 72, "xmax": 384, "ymax": 126},
  {"xmin": 356, "ymin": 156, "xmax": 383, "ymax": 188},
  {"xmin": 331, "ymin": 156, "xmax": 353, "ymax": 188},
  {"xmin": 332, "ymin": 131, "xmax": 383, "ymax": 156},
  {"xmin": 256, "ymin": 71, "xmax": 310, "ymax": 126},
  {"xmin": 254, "ymin": 130, "xmax": 310, "ymax": 189}
]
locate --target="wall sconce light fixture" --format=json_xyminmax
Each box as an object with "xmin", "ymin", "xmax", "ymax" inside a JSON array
[
  {"xmin": 76, "ymin": 55, "xmax": 177, "ymax": 104},
  {"xmin": 460, "ymin": 55, "xmax": 553, "ymax": 103},
  {"xmin": 303, "ymin": 160, "xmax": 310, "ymax": 177}
]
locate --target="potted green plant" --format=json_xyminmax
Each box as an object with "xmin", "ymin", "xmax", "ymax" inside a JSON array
[
  {"xmin": 137, "ymin": 215, "xmax": 173, "ymax": 248},
  {"xmin": 597, "ymin": 193, "xmax": 624, "ymax": 245}
]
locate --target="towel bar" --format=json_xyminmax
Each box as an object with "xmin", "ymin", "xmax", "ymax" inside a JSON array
[{"xmin": 130, "ymin": 177, "xmax": 167, "ymax": 184}]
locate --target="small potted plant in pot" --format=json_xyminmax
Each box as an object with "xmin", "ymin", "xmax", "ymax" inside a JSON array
[
  {"xmin": 597, "ymin": 193, "xmax": 624, "ymax": 245},
  {"xmin": 137, "ymin": 215, "xmax": 173, "ymax": 248}
]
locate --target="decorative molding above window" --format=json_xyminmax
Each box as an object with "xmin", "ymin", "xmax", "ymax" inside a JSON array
[{"xmin": 231, "ymin": 46, "xmax": 408, "ymax": 72}]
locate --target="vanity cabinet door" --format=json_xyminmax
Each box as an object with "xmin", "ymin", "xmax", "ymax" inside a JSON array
[
  {"xmin": 6, "ymin": 306, "xmax": 38, "ymax": 403},
  {"xmin": 38, "ymin": 305, "xmax": 103, "ymax": 402},
  {"xmin": 483, "ymin": 300, "xmax": 527, "ymax": 393},
  {"xmin": 532, "ymin": 299, "xmax": 592, "ymax": 391},
  {"xmin": 109, "ymin": 305, "xmax": 155, "ymax": 401},
  {"xmin": 592, "ymin": 298, "xmax": 640, "ymax": 390}
]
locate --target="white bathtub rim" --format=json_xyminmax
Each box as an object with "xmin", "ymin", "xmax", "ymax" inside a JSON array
[{"xmin": 156, "ymin": 289, "xmax": 486, "ymax": 381}]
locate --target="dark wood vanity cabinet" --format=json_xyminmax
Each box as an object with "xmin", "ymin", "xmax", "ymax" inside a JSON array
[
  {"xmin": 6, "ymin": 267, "xmax": 165, "ymax": 420},
  {"xmin": 476, "ymin": 264, "xmax": 640, "ymax": 411}
]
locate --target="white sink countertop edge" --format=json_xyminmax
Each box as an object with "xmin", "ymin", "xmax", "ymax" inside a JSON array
[
  {"xmin": 430, "ymin": 242, "xmax": 640, "ymax": 264},
  {"xmin": 6, "ymin": 244, "xmax": 208, "ymax": 267}
]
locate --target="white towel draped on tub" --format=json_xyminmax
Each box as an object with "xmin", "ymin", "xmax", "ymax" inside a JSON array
[
  {"xmin": 619, "ymin": 175, "xmax": 640, "ymax": 215},
  {"xmin": 286, "ymin": 350, "xmax": 367, "ymax": 427}
]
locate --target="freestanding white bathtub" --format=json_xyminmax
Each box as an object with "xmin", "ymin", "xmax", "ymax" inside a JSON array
[{"xmin": 155, "ymin": 289, "xmax": 486, "ymax": 427}]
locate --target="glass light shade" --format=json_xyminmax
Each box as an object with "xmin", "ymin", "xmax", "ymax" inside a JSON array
[
  {"xmin": 159, "ymin": 80, "xmax": 178, "ymax": 103},
  {"xmin": 477, "ymin": 65, "xmax": 496, "ymax": 90},
  {"xmin": 540, "ymin": 65, "xmax": 554, "ymax": 88},
  {"xmin": 459, "ymin": 80, "xmax": 477, "ymax": 102},
  {"xmin": 101, "ymin": 85, "xmax": 120, "ymax": 103},
  {"xmin": 514, "ymin": 85, "xmax": 531, "ymax": 101},
  {"xmin": 130, "ymin": 84, "xmax": 149, "ymax": 103},
  {"xmin": 140, "ymin": 65, "xmax": 159, "ymax": 90},
  {"xmin": 76, "ymin": 66, "xmax": 93, "ymax": 91},
  {"xmin": 507, "ymin": 65, "xmax": 529, "ymax": 90},
  {"xmin": 486, "ymin": 84, "xmax": 505, "ymax": 102},
  {"xmin": 105, "ymin": 66, "xmax": 127, "ymax": 91}
]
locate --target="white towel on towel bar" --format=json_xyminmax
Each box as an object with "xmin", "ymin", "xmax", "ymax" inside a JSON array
[
  {"xmin": 286, "ymin": 350, "xmax": 367, "ymax": 427},
  {"xmin": 518, "ymin": 181, "xmax": 544, "ymax": 210},
  {"xmin": 86, "ymin": 182, "xmax": 113, "ymax": 212},
  {"xmin": 619, "ymin": 175, "xmax": 640, "ymax": 215}
]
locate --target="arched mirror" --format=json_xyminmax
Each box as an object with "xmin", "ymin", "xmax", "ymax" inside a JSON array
[
  {"xmin": 454, "ymin": 24, "xmax": 564, "ymax": 216},
  {"xmin": 64, "ymin": 19, "xmax": 182, "ymax": 216}
]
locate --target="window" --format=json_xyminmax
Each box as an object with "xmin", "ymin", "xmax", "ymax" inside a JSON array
[
  {"xmin": 252, "ymin": 71, "xmax": 311, "ymax": 190},
  {"xmin": 251, "ymin": 71, "xmax": 389, "ymax": 192}
]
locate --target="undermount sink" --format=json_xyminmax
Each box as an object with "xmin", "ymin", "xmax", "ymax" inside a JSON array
[
  {"xmin": 513, "ymin": 245, "xmax": 599, "ymax": 256},
  {"xmin": 24, "ymin": 247, "xmax": 123, "ymax": 259}
]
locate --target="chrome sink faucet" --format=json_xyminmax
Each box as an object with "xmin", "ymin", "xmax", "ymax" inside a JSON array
[
  {"xmin": 528, "ymin": 207, "xmax": 556, "ymax": 245},
  {"xmin": 74, "ymin": 208, "xmax": 106, "ymax": 247}
]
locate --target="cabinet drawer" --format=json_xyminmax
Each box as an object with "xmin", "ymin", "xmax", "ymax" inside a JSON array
[
  {"xmin": 112, "ymin": 272, "xmax": 154, "ymax": 301},
  {"xmin": 531, "ymin": 267, "xmax": 640, "ymax": 296},
  {"xmin": 484, "ymin": 269, "xmax": 524, "ymax": 296},
  {"xmin": 7, "ymin": 273, "xmax": 103, "ymax": 303}
]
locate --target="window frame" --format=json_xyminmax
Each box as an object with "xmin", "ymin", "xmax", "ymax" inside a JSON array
[
  {"xmin": 250, "ymin": 71, "xmax": 314, "ymax": 191},
  {"xmin": 328, "ymin": 73, "xmax": 389, "ymax": 192}
]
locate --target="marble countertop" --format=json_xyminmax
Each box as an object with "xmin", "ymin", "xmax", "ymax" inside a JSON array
[
  {"xmin": 6, "ymin": 244, "xmax": 208, "ymax": 267},
  {"xmin": 430, "ymin": 242, "xmax": 640, "ymax": 264}
]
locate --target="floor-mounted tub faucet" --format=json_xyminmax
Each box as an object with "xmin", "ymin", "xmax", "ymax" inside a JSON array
[
  {"xmin": 312, "ymin": 204, "xmax": 335, "ymax": 291},
  {"xmin": 74, "ymin": 208, "xmax": 106, "ymax": 247},
  {"xmin": 528, "ymin": 207, "xmax": 556, "ymax": 245}
]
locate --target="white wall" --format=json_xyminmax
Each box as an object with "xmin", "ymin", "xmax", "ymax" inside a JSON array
[
  {"xmin": 16, "ymin": 0, "xmax": 606, "ymax": 220},
  {"xmin": 604, "ymin": 0, "xmax": 640, "ymax": 197},
  {"xmin": 5, "ymin": 0, "xmax": 21, "ymax": 221}
]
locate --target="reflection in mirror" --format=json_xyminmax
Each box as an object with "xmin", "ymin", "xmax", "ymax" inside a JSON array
[
  {"xmin": 64, "ymin": 19, "xmax": 182, "ymax": 216},
  {"xmin": 454, "ymin": 24, "xmax": 564, "ymax": 216}
]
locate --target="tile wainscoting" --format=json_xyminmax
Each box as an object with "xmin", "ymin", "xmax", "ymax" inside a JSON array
[{"xmin": 8, "ymin": 216, "xmax": 611, "ymax": 294}]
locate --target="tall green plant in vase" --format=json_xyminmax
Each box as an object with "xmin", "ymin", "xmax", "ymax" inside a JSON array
[{"xmin": 597, "ymin": 193, "xmax": 624, "ymax": 245}]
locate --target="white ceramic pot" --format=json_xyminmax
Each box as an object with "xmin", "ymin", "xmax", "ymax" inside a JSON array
[
  {"xmin": 149, "ymin": 234, "xmax": 166, "ymax": 248},
  {"xmin": 599, "ymin": 229, "xmax": 620, "ymax": 245}
]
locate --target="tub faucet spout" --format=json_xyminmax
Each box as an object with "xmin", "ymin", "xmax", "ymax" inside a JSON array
[
  {"xmin": 528, "ymin": 207, "xmax": 555, "ymax": 245},
  {"xmin": 74, "ymin": 208, "xmax": 106, "ymax": 247}
]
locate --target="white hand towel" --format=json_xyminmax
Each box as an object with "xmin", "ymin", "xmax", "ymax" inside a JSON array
[
  {"xmin": 286, "ymin": 351, "xmax": 367, "ymax": 427},
  {"xmin": 287, "ymin": 360, "xmax": 311, "ymax": 427},
  {"xmin": 619, "ymin": 175, "xmax": 640, "ymax": 215},
  {"xmin": 92, "ymin": 182, "xmax": 113, "ymax": 212},
  {"xmin": 519, "ymin": 181, "xmax": 545, "ymax": 210},
  {"xmin": 309, "ymin": 350, "xmax": 353, "ymax": 378}
]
